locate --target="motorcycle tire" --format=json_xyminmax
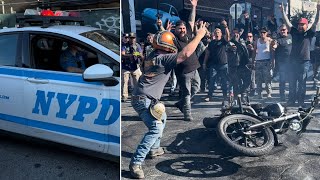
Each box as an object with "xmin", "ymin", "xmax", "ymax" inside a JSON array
[{"xmin": 217, "ymin": 114, "xmax": 275, "ymax": 156}]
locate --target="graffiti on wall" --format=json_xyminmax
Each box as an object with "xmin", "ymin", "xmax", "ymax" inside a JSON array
[
  {"xmin": 95, "ymin": 15, "xmax": 120, "ymax": 34},
  {"xmin": 79, "ymin": 8, "xmax": 120, "ymax": 35}
]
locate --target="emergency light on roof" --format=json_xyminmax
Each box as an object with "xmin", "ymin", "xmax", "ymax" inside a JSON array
[
  {"xmin": 16, "ymin": 9, "xmax": 84, "ymax": 28},
  {"xmin": 24, "ymin": 9, "xmax": 74, "ymax": 17}
]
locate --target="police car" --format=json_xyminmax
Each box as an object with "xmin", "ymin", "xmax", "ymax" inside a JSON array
[{"xmin": 0, "ymin": 10, "xmax": 120, "ymax": 161}]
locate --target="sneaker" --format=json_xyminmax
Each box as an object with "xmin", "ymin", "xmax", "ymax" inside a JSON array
[
  {"xmin": 204, "ymin": 96, "xmax": 213, "ymax": 102},
  {"xmin": 121, "ymin": 97, "xmax": 128, "ymax": 103},
  {"xmin": 267, "ymin": 93, "xmax": 272, "ymax": 98},
  {"xmin": 149, "ymin": 147, "xmax": 164, "ymax": 158},
  {"xmin": 129, "ymin": 163, "xmax": 145, "ymax": 179}
]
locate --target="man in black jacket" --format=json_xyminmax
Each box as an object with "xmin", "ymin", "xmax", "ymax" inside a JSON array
[
  {"xmin": 174, "ymin": 0, "xmax": 202, "ymax": 121},
  {"xmin": 227, "ymin": 28, "xmax": 251, "ymax": 100}
]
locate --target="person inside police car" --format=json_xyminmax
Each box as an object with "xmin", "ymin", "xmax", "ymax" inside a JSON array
[
  {"xmin": 60, "ymin": 42, "xmax": 87, "ymax": 73},
  {"xmin": 129, "ymin": 22, "xmax": 208, "ymax": 179}
]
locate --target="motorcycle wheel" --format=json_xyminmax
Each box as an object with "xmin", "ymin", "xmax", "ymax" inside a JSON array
[{"xmin": 217, "ymin": 114, "xmax": 275, "ymax": 156}]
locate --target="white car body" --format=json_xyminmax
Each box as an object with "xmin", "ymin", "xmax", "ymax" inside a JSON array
[{"xmin": 0, "ymin": 25, "xmax": 120, "ymax": 161}]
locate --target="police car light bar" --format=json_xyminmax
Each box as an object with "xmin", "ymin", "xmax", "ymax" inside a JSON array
[{"xmin": 16, "ymin": 9, "xmax": 84, "ymax": 28}]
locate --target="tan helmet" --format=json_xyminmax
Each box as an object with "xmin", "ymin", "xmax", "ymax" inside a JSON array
[
  {"xmin": 152, "ymin": 31, "xmax": 177, "ymax": 53},
  {"xmin": 150, "ymin": 102, "xmax": 166, "ymax": 120}
]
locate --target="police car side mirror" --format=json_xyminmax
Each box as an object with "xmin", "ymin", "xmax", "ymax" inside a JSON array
[{"xmin": 83, "ymin": 64, "xmax": 114, "ymax": 81}]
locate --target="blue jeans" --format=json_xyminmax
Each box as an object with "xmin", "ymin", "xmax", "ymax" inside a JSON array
[
  {"xmin": 176, "ymin": 70, "xmax": 201, "ymax": 116},
  {"xmin": 208, "ymin": 64, "xmax": 229, "ymax": 97},
  {"xmin": 130, "ymin": 96, "xmax": 167, "ymax": 165},
  {"xmin": 288, "ymin": 61, "xmax": 311, "ymax": 104}
]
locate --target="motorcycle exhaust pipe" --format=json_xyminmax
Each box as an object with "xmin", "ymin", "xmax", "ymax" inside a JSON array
[{"xmin": 247, "ymin": 113, "xmax": 300, "ymax": 130}]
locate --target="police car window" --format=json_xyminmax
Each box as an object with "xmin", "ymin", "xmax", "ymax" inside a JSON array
[
  {"xmin": 98, "ymin": 54, "xmax": 120, "ymax": 77},
  {"xmin": 0, "ymin": 34, "xmax": 18, "ymax": 66},
  {"xmin": 31, "ymin": 35, "xmax": 64, "ymax": 71},
  {"xmin": 80, "ymin": 30, "xmax": 120, "ymax": 55}
]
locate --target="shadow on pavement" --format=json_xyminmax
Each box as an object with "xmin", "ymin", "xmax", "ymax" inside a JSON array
[
  {"xmin": 152, "ymin": 128, "xmax": 242, "ymax": 177},
  {"xmin": 165, "ymin": 128, "xmax": 234, "ymax": 156},
  {"xmin": 155, "ymin": 156, "xmax": 241, "ymax": 178},
  {"xmin": 121, "ymin": 151, "xmax": 133, "ymax": 159},
  {"xmin": 121, "ymin": 170, "xmax": 132, "ymax": 179}
]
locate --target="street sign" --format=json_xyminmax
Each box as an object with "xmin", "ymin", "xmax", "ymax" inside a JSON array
[{"xmin": 230, "ymin": 3, "xmax": 242, "ymax": 19}]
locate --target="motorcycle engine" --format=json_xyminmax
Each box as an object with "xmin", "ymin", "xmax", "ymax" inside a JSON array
[{"xmin": 262, "ymin": 103, "xmax": 285, "ymax": 117}]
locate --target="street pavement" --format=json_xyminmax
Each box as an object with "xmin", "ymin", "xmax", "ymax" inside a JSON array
[
  {"xmin": 122, "ymin": 81, "xmax": 320, "ymax": 180},
  {"xmin": 0, "ymin": 132, "xmax": 120, "ymax": 180}
]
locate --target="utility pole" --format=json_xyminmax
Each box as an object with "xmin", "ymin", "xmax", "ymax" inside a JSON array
[
  {"xmin": 234, "ymin": 0, "xmax": 238, "ymax": 26},
  {"xmin": 1, "ymin": 1, "xmax": 5, "ymax": 14},
  {"xmin": 288, "ymin": 0, "xmax": 291, "ymax": 19}
]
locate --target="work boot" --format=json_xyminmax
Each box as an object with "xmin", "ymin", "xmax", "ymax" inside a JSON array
[
  {"xmin": 184, "ymin": 114, "xmax": 194, "ymax": 121},
  {"xmin": 183, "ymin": 104, "xmax": 193, "ymax": 121},
  {"xmin": 129, "ymin": 163, "xmax": 145, "ymax": 179},
  {"xmin": 148, "ymin": 147, "xmax": 164, "ymax": 159}
]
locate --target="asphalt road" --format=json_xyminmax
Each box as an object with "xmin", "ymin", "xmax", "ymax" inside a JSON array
[
  {"xmin": 122, "ymin": 82, "xmax": 320, "ymax": 180},
  {"xmin": 0, "ymin": 133, "xmax": 120, "ymax": 180}
]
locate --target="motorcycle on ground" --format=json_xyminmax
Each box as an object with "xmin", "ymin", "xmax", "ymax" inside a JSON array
[{"xmin": 212, "ymin": 88, "xmax": 320, "ymax": 156}]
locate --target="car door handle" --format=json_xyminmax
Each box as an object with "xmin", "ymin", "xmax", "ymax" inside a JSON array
[{"xmin": 27, "ymin": 78, "xmax": 49, "ymax": 84}]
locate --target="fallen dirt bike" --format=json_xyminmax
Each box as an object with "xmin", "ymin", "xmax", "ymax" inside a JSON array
[{"xmin": 213, "ymin": 88, "xmax": 320, "ymax": 156}]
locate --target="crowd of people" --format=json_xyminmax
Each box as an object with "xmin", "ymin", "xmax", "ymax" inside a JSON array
[{"xmin": 122, "ymin": 1, "xmax": 320, "ymax": 178}]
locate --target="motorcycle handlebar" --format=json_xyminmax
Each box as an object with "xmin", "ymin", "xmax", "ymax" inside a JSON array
[{"xmin": 247, "ymin": 113, "xmax": 301, "ymax": 130}]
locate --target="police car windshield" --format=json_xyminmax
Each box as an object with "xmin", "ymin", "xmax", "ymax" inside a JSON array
[{"xmin": 80, "ymin": 30, "xmax": 120, "ymax": 55}]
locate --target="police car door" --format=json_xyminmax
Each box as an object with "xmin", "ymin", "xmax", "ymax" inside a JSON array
[
  {"xmin": 0, "ymin": 33, "xmax": 27, "ymax": 134},
  {"xmin": 24, "ymin": 34, "xmax": 108, "ymax": 153}
]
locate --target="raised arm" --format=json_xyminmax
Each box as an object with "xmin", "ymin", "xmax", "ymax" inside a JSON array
[
  {"xmin": 156, "ymin": 18, "xmax": 166, "ymax": 31},
  {"xmin": 279, "ymin": 3, "xmax": 293, "ymax": 31},
  {"xmin": 311, "ymin": 4, "xmax": 320, "ymax": 32},
  {"xmin": 177, "ymin": 22, "xmax": 207, "ymax": 64},
  {"xmin": 243, "ymin": 13, "xmax": 250, "ymax": 40},
  {"xmin": 221, "ymin": 20, "xmax": 230, "ymax": 42},
  {"xmin": 188, "ymin": 0, "xmax": 198, "ymax": 32}
]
